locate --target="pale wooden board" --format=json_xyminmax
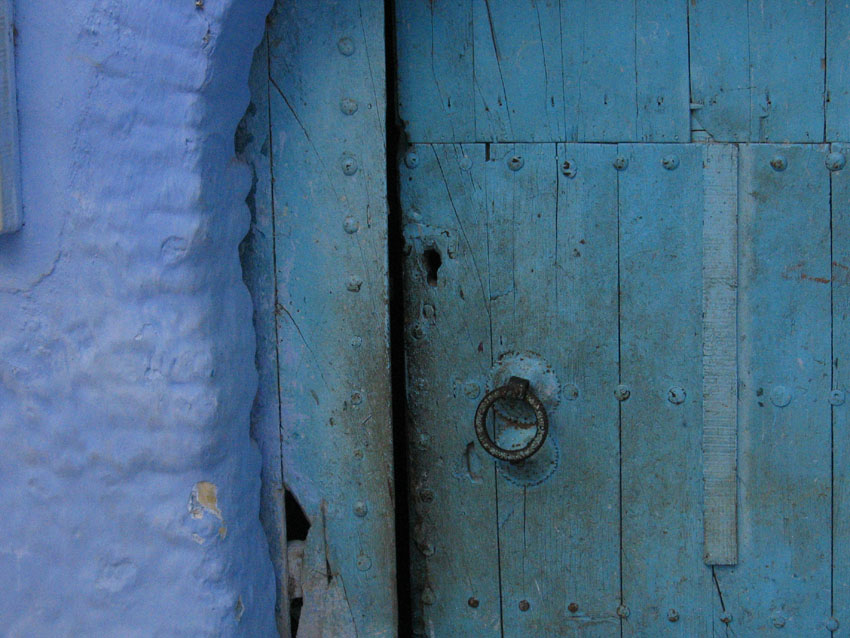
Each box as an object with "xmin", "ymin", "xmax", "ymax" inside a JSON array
[
  {"xmin": 635, "ymin": 0, "xmax": 690, "ymax": 142},
  {"xmin": 701, "ymin": 145, "xmax": 738, "ymax": 566},
  {"xmin": 395, "ymin": 0, "xmax": 475, "ymax": 143},
  {"xmin": 688, "ymin": 0, "xmax": 752, "ymax": 142},
  {"xmin": 830, "ymin": 142, "xmax": 850, "ymax": 633},
  {"xmin": 401, "ymin": 143, "xmax": 502, "ymax": 637},
  {"xmin": 618, "ymin": 144, "xmax": 714, "ymax": 637},
  {"xmin": 472, "ymin": 1, "xmax": 564, "ymax": 142},
  {"xmin": 715, "ymin": 144, "xmax": 831, "ymax": 636},
  {"xmin": 0, "ymin": 0, "xmax": 20, "ymax": 234},
  {"xmin": 492, "ymin": 144, "xmax": 621, "ymax": 637},
  {"xmin": 747, "ymin": 0, "xmax": 825, "ymax": 142},
  {"xmin": 265, "ymin": 1, "xmax": 396, "ymax": 635},
  {"xmin": 239, "ymin": 33, "xmax": 289, "ymax": 636},
  {"xmin": 827, "ymin": 2, "xmax": 850, "ymax": 140}
]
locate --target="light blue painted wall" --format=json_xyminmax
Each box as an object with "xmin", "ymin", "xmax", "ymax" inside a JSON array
[{"xmin": 0, "ymin": 1, "xmax": 277, "ymax": 635}]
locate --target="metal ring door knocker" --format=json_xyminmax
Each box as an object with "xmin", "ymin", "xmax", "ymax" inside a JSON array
[{"xmin": 474, "ymin": 376, "xmax": 549, "ymax": 463}]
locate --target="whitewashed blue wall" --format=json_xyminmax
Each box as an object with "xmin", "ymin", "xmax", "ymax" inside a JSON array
[{"xmin": 0, "ymin": 1, "xmax": 277, "ymax": 634}]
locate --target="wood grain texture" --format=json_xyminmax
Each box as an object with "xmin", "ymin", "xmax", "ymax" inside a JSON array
[
  {"xmin": 830, "ymin": 142, "xmax": 850, "ymax": 634},
  {"xmin": 494, "ymin": 144, "xmax": 621, "ymax": 637},
  {"xmin": 618, "ymin": 144, "xmax": 713, "ymax": 637},
  {"xmin": 396, "ymin": 0, "xmax": 474, "ymax": 143},
  {"xmin": 265, "ymin": 1, "xmax": 396, "ymax": 635},
  {"xmin": 0, "ymin": 0, "xmax": 20, "ymax": 233},
  {"xmin": 716, "ymin": 144, "xmax": 831, "ymax": 636},
  {"xmin": 701, "ymin": 145, "xmax": 738, "ymax": 566},
  {"xmin": 401, "ymin": 143, "xmax": 502, "ymax": 638}
]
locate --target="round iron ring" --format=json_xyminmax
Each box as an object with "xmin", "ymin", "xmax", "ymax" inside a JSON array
[{"xmin": 474, "ymin": 376, "xmax": 549, "ymax": 463}]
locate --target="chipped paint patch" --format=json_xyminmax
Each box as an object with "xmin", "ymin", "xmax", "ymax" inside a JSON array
[{"xmin": 189, "ymin": 481, "xmax": 222, "ymax": 520}]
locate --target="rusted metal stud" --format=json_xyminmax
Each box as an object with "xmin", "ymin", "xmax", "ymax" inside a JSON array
[
  {"xmin": 772, "ymin": 612, "xmax": 786, "ymax": 628},
  {"xmin": 613, "ymin": 156, "xmax": 629, "ymax": 171},
  {"xmin": 720, "ymin": 611, "xmax": 733, "ymax": 624},
  {"xmin": 350, "ymin": 336, "xmax": 363, "ymax": 348},
  {"xmin": 507, "ymin": 155, "xmax": 524, "ymax": 171},
  {"xmin": 410, "ymin": 323, "xmax": 425, "ymax": 340},
  {"xmin": 568, "ymin": 602, "xmax": 579, "ymax": 613},
  {"xmin": 830, "ymin": 389, "xmax": 846, "ymax": 406},
  {"xmin": 770, "ymin": 156, "xmax": 787, "ymax": 172},
  {"xmin": 419, "ymin": 488, "xmax": 435, "ymax": 503},
  {"xmin": 464, "ymin": 382, "xmax": 481, "ymax": 399},
  {"xmin": 770, "ymin": 385, "xmax": 792, "ymax": 407},
  {"xmin": 353, "ymin": 501, "xmax": 368, "ymax": 517},
  {"xmin": 404, "ymin": 150, "xmax": 420, "ymax": 169},
  {"xmin": 662, "ymin": 155, "xmax": 680, "ymax": 170},
  {"xmin": 667, "ymin": 386, "xmax": 686, "ymax": 405},
  {"xmin": 616, "ymin": 604, "xmax": 630, "ymax": 619},
  {"xmin": 351, "ymin": 391, "xmax": 363, "ymax": 405},
  {"xmin": 561, "ymin": 159, "xmax": 578, "ymax": 178},
  {"xmin": 337, "ymin": 36, "xmax": 355, "ymax": 56},
  {"xmin": 468, "ymin": 597, "xmax": 479, "ymax": 608},
  {"xmin": 346, "ymin": 275, "xmax": 363, "ymax": 292},
  {"xmin": 518, "ymin": 600, "xmax": 531, "ymax": 612},
  {"xmin": 421, "ymin": 587, "xmax": 436, "ymax": 605},
  {"xmin": 826, "ymin": 152, "xmax": 846, "ymax": 172},
  {"xmin": 614, "ymin": 384, "xmax": 631, "ymax": 402},
  {"xmin": 356, "ymin": 553, "xmax": 371, "ymax": 571},
  {"xmin": 422, "ymin": 304, "xmax": 436, "ymax": 320},
  {"xmin": 667, "ymin": 609, "xmax": 680, "ymax": 623},
  {"xmin": 564, "ymin": 383, "xmax": 579, "ymax": 401},
  {"xmin": 341, "ymin": 154, "xmax": 359, "ymax": 175},
  {"xmin": 340, "ymin": 97, "xmax": 358, "ymax": 115},
  {"xmin": 343, "ymin": 216, "xmax": 359, "ymax": 234},
  {"xmin": 827, "ymin": 617, "xmax": 840, "ymax": 632},
  {"xmin": 459, "ymin": 156, "xmax": 473, "ymax": 171},
  {"xmin": 419, "ymin": 541, "xmax": 435, "ymax": 557}
]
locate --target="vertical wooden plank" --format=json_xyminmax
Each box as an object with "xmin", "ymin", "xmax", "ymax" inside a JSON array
[
  {"xmin": 238, "ymin": 34, "xmax": 289, "ymax": 636},
  {"xmin": 635, "ymin": 0, "xmax": 690, "ymax": 142},
  {"xmin": 717, "ymin": 144, "xmax": 831, "ymax": 636},
  {"xmin": 748, "ymin": 0, "xmax": 825, "ymax": 142},
  {"xmin": 619, "ymin": 144, "xmax": 713, "ymax": 637},
  {"xmin": 827, "ymin": 2, "xmax": 850, "ymax": 140},
  {"xmin": 472, "ymin": 0, "xmax": 564, "ymax": 142},
  {"xmin": 0, "ymin": 0, "xmax": 20, "ymax": 233},
  {"xmin": 829, "ymin": 142, "xmax": 849, "ymax": 633},
  {"xmin": 701, "ymin": 145, "xmax": 738, "ymax": 566},
  {"xmin": 400, "ymin": 143, "xmax": 501, "ymax": 638},
  {"xmin": 395, "ymin": 0, "xmax": 474, "ymax": 143},
  {"xmin": 266, "ymin": 1, "xmax": 396, "ymax": 635},
  {"xmin": 491, "ymin": 144, "xmax": 621, "ymax": 637},
  {"xmin": 560, "ymin": 0, "xmax": 636, "ymax": 142},
  {"xmin": 688, "ymin": 0, "xmax": 750, "ymax": 142}
]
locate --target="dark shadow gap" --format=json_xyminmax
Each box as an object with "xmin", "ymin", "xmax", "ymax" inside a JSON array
[{"xmin": 384, "ymin": 0, "xmax": 413, "ymax": 634}]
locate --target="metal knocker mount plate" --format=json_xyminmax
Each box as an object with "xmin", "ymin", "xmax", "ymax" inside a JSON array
[{"xmin": 474, "ymin": 376, "xmax": 549, "ymax": 463}]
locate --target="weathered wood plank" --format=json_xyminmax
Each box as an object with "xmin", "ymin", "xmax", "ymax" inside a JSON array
[
  {"xmin": 829, "ymin": 142, "xmax": 850, "ymax": 634},
  {"xmin": 688, "ymin": 0, "xmax": 751, "ymax": 142},
  {"xmin": 401, "ymin": 143, "xmax": 501, "ymax": 637},
  {"xmin": 827, "ymin": 2, "xmax": 850, "ymax": 140},
  {"xmin": 701, "ymin": 145, "xmax": 738, "ymax": 566},
  {"xmin": 492, "ymin": 144, "xmax": 621, "ymax": 637},
  {"xmin": 635, "ymin": 0, "xmax": 690, "ymax": 142},
  {"xmin": 396, "ymin": 0, "xmax": 475, "ymax": 143},
  {"xmin": 0, "ymin": 0, "xmax": 21, "ymax": 233},
  {"xmin": 239, "ymin": 33, "xmax": 289, "ymax": 637},
  {"xmin": 716, "ymin": 144, "xmax": 831, "ymax": 636},
  {"xmin": 618, "ymin": 144, "xmax": 713, "ymax": 637},
  {"xmin": 561, "ymin": 0, "xmax": 636, "ymax": 142},
  {"xmin": 266, "ymin": 1, "xmax": 396, "ymax": 635},
  {"xmin": 472, "ymin": 1, "xmax": 564, "ymax": 142},
  {"xmin": 747, "ymin": 0, "xmax": 825, "ymax": 142}
]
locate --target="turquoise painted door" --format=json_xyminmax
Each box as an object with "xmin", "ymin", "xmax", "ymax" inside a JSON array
[{"xmin": 396, "ymin": 3, "xmax": 850, "ymax": 636}]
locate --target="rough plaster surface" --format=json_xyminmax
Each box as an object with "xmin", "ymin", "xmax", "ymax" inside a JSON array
[{"xmin": 0, "ymin": 1, "xmax": 276, "ymax": 635}]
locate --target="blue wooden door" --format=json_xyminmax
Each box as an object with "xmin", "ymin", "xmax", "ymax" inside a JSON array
[{"xmin": 396, "ymin": 3, "xmax": 850, "ymax": 636}]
